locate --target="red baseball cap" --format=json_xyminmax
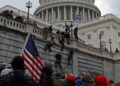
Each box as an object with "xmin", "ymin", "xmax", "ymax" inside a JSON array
[
  {"xmin": 66, "ymin": 75, "xmax": 76, "ymax": 82},
  {"xmin": 94, "ymin": 75, "xmax": 107, "ymax": 86}
]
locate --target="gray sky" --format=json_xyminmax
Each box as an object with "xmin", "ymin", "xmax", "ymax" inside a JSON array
[{"xmin": 0, "ymin": 0, "xmax": 120, "ymax": 18}]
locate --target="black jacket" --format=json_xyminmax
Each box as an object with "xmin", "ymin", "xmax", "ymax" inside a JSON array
[{"xmin": 0, "ymin": 70, "xmax": 36, "ymax": 86}]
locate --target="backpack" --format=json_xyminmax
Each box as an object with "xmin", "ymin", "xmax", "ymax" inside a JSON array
[{"xmin": 59, "ymin": 36, "xmax": 64, "ymax": 42}]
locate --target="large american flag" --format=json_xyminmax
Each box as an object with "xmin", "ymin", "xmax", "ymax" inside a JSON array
[{"xmin": 22, "ymin": 33, "xmax": 44, "ymax": 83}]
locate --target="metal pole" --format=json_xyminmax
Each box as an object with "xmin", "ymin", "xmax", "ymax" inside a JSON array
[
  {"xmin": 26, "ymin": 1, "xmax": 32, "ymax": 21},
  {"xmin": 27, "ymin": 7, "xmax": 29, "ymax": 20}
]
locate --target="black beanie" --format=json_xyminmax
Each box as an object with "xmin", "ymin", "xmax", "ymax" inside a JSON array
[
  {"xmin": 11, "ymin": 56, "xmax": 24, "ymax": 70},
  {"xmin": 41, "ymin": 66, "xmax": 53, "ymax": 76}
]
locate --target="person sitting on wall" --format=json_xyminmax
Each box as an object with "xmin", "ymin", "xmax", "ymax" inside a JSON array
[
  {"xmin": 0, "ymin": 10, "xmax": 13, "ymax": 19},
  {"xmin": 44, "ymin": 37, "xmax": 55, "ymax": 52},
  {"xmin": 55, "ymin": 52, "xmax": 62, "ymax": 70},
  {"xmin": 15, "ymin": 16, "xmax": 24, "ymax": 22}
]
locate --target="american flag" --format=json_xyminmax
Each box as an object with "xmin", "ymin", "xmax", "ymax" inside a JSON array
[
  {"xmin": 22, "ymin": 33, "xmax": 44, "ymax": 83},
  {"xmin": 75, "ymin": 15, "xmax": 81, "ymax": 20}
]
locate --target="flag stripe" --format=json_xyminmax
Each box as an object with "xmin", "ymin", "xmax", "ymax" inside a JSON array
[
  {"xmin": 36, "ymin": 57, "xmax": 44, "ymax": 67},
  {"xmin": 23, "ymin": 53, "xmax": 41, "ymax": 76},
  {"xmin": 24, "ymin": 50, "xmax": 41, "ymax": 69},
  {"xmin": 24, "ymin": 60, "xmax": 40, "ymax": 80},
  {"xmin": 24, "ymin": 63, "xmax": 39, "ymax": 82}
]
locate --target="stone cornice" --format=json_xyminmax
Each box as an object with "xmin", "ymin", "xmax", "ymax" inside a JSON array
[
  {"xmin": 39, "ymin": 0, "xmax": 95, "ymax": 6},
  {"xmin": 34, "ymin": 1, "xmax": 101, "ymax": 15}
]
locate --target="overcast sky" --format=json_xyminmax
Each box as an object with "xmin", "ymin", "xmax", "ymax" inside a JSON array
[{"xmin": 0, "ymin": 0, "xmax": 120, "ymax": 18}]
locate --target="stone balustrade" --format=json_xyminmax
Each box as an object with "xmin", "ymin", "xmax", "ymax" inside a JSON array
[{"xmin": 0, "ymin": 15, "xmax": 26, "ymax": 33}]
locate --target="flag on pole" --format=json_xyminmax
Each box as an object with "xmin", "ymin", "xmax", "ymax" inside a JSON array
[
  {"xmin": 22, "ymin": 33, "xmax": 44, "ymax": 83},
  {"xmin": 75, "ymin": 15, "xmax": 81, "ymax": 20}
]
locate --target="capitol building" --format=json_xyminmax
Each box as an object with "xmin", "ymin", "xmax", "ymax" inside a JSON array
[
  {"xmin": 34, "ymin": 0, "xmax": 120, "ymax": 53},
  {"xmin": 34, "ymin": 0, "xmax": 101, "ymax": 26},
  {"xmin": 1, "ymin": 0, "xmax": 120, "ymax": 82}
]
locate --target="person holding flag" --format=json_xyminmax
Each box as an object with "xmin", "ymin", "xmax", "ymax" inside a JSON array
[{"xmin": 22, "ymin": 33, "xmax": 44, "ymax": 83}]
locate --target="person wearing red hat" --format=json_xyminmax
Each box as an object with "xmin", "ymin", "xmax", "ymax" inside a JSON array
[
  {"xmin": 94, "ymin": 75, "xmax": 108, "ymax": 86},
  {"xmin": 66, "ymin": 75, "xmax": 76, "ymax": 86}
]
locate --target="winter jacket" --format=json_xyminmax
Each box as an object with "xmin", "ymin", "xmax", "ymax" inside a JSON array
[{"xmin": 0, "ymin": 70, "xmax": 36, "ymax": 86}]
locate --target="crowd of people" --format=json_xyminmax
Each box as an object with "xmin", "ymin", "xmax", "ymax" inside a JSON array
[{"xmin": 0, "ymin": 56, "xmax": 119, "ymax": 86}]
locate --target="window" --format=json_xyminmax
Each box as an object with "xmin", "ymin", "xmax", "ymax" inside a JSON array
[{"xmin": 87, "ymin": 34, "xmax": 91, "ymax": 39}]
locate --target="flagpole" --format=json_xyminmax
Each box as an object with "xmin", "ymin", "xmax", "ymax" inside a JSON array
[{"xmin": 20, "ymin": 32, "xmax": 31, "ymax": 56}]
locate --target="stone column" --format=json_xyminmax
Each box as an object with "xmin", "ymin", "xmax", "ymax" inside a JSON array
[
  {"xmin": 70, "ymin": 6, "xmax": 73, "ymax": 21},
  {"xmin": 64, "ymin": 6, "xmax": 67, "ymax": 20},
  {"xmin": 88, "ymin": 9, "xmax": 90, "ymax": 21},
  {"xmin": 46, "ymin": 9, "xmax": 48, "ymax": 22},
  {"xmin": 52, "ymin": 8, "xmax": 54, "ymax": 22},
  {"xmin": 73, "ymin": 51, "xmax": 79, "ymax": 76},
  {"xmin": 83, "ymin": 8, "xmax": 85, "ymax": 22},
  {"xmin": 37, "ymin": 13, "xmax": 40, "ymax": 19},
  {"xmin": 92, "ymin": 11, "xmax": 94, "ymax": 19},
  {"xmin": 72, "ymin": 39, "xmax": 79, "ymax": 76},
  {"xmin": 95, "ymin": 13, "xmax": 97, "ymax": 19},
  {"xmin": 76, "ymin": 7, "xmax": 79, "ymax": 15},
  {"xmin": 57, "ymin": 7, "xmax": 60, "ymax": 21}
]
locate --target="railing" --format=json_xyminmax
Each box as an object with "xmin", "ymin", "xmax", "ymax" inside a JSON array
[
  {"xmin": 0, "ymin": 15, "xmax": 26, "ymax": 33},
  {"xmin": 0, "ymin": 15, "xmax": 111, "ymax": 59}
]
